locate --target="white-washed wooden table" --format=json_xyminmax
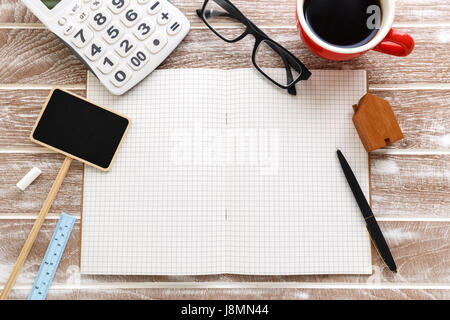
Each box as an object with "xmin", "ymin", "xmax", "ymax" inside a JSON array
[{"xmin": 0, "ymin": 0, "xmax": 449, "ymax": 300}]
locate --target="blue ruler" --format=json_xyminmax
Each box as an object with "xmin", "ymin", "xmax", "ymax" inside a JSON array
[{"xmin": 28, "ymin": 213, "xmax": 76, "ymax": 300}]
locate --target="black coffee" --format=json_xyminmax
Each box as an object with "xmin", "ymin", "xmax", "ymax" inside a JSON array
[{"xmin": 304, "ymin": 0, "xmax": 382, "ymax": 48}]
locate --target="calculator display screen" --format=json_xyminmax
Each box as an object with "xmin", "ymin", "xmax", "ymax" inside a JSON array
[{"xmin": 41, "ymin": 0, "xmax": 61, "ymax": 9}]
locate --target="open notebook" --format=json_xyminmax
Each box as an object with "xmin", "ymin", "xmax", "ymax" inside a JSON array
[{"xmin": 81, "ymin": 69, "xmax": 372, "ymax": 275}]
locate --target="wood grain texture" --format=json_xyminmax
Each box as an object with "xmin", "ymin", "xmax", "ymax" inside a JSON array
[
  {"xmin": 0, "ymin": 0, "xmax": 39, "ymax": 24},
  {"xmin": 0, "ymin": 219, "xmax": 81, "ymax": 286},
  {"xmin": 0, "ymin": 220, "xmax": 448, "ymax": 289},
  {"xmin": 372, "ymin": 90, "xmax": 450, "ymax": 150},
  {"xmin": 6, "ymin": 288, "xmax": 450, "ymax": 300},
  {"xmin": 371, "ymin": 154, "xmax": 450, "ymax": 217},
  {"xmin": 0, "ymin": 153, "xmax": 82, "ymax": 217},
  {"xmin": 1, "ymin": 0, "xmax": 449, "ymax": 25},
  {"xmin": 0, "ymin": 89, "xmax": 448, "ymax": 151},
  {"xmin": 0, "ymin": 26, "xmax": 448, "ymax": 85},
  {"xmin": 0, "ymin": 29, "xmax": 86, "ymax": 85},
  {"xmin": 1, "ymin": 153, "xmax": 448, "ymax": 218}
]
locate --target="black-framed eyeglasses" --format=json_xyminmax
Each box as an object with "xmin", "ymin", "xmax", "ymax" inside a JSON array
[{"xmin": 196, "ymin": 0, "xmax": 311, "ymax": 95}]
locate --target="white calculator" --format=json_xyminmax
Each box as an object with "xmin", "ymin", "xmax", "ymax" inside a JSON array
[{"xmin": 23, "ymin": 0, "xmax": 190, "ymax": 95}]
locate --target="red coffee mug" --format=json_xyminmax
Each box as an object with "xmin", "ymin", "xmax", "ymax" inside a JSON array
[{"xmin": 296, "ymin": 0, "xmax": 415, "ymax": 61}]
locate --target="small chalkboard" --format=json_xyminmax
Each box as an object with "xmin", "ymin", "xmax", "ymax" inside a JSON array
[{"xmin": 31, "ymin": 88, "xmax": 130, "ymax": 171}]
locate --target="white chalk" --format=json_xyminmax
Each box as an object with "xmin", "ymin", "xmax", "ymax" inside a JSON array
[{"xmin": 16, "ymin": 167, "xmax": 42, "ymax": 191}]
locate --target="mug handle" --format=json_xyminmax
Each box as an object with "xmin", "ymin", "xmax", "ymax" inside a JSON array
[{"xmin": 373, "ymin": 28, "xmax": 415, "ymax": 57}]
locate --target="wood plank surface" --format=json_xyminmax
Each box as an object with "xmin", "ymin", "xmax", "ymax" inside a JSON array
[
  {"xmin": 0, "ymin": 220, "xmax": 448, "ymax": 289},
  {"xmin": 371, "ymin": 154, "xmax": 450, "ymax": 217},
  {"xmin": 6, "ymin": 288, "xmax": 450, "ymax": 300},
  {"xmin": 374, "ymin": 90, "xmax": 450, "ymax": 150},
  {"xmin": 0, "ymin": 154, "xmax": 83, "ymax": 217},
  {"xmin": 1, "ymin": 0, "xmax": 449, "ymax": 25},
  {"xmin": 0, "ymin": 0, "xmax": 448, "ymax": 301},
  {"xmin": 1, "ymin": 89, "xmax": 448, "ymax": 150},
  {"xmin": 0, "ymin": 0, "xmax": 39, "ymax": 24},
  {"xmin": 0, "ymin": 29, "xmax": 86, "ymax": 85},
  {"xmin": 1, "ymin": 153, "xmax": 448, "ymax": 218},
  {"xmin": 0, "ymin": 26, "xmax": 448, "ymax": 85}
]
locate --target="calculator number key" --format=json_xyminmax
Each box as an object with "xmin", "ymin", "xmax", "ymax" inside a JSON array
[
  {"xmin": 115, "ymin": 36, "xmax": 136, "ymax": 57},
  {"xmin": 97, "ymin": 52, "xmax": 119, "ymax": 74},
  {"xmin": 107, "ymin": 0, "xmax": 130, "ymax": 14},
  {"xmin": 110, "ymin": 66, "xmax": 132, "ymax": 87},
  {"xmin": 133, "ymin": 20, "xmax": 155, "ymax": 40},
  {"xmin": 128, "ymin": 49, "xmax": 149, "ymax": 70},
  {"xmin": 103, "ymin": 24, "xmax": 124, "ymax": 44},
  {"xmin": 146, "ymin": 33, "xmax": 167, "ymax": 54},
  {"xmin": 84, "ymin": 39, "xmax": 106, "ymax": 61},
  {"xmin": 71, "ymin": 27, "xmax": 93, "ymax": 48},
  {"xmin": 121, "ymin": 8, "xmax": 142, "ymax": 27},
  {"xmin": 89, "ymin": 11, "xmax": 111, "ymax": 31}
]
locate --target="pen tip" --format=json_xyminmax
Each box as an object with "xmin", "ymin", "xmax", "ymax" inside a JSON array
[{"xmin": 389, "ymin": 265, "xmax": 397, "ymax": 273}]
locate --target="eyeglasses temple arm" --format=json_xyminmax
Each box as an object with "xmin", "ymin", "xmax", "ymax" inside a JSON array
[{"xmin": 197, "ymin": 9, "xmax": 234, "ymax": 19}]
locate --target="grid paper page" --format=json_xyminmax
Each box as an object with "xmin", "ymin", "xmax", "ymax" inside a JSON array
[
  {"xmin": 81, "ymin": 69, "xmax": 372, "ymax": 275},
  {"xmin": 227, "ymin": 69, "xmax": 371, "ymax": 274}
]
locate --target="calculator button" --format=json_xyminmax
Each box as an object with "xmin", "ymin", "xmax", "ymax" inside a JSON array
[
  {"xmin": 107, "ymin": 0, "xmax": 130, "ymax": 14},
  {"xmin": 102, "ymin": 23, "xmax": 125, "ymax": 44},
  {"xmin": 120, "ymin": 7, "xmax": 142, "ymax": 27},
  {"xmin": 147, "ymin": 0, "xmax": 161, "ymax": 15},
  {"xmin": 146, "ymin": 33, "xmax": 167, "ymax": 54},
  {"xmin": 157, "ymin": 10, "xmax": 171, "ymax": 25},
  {"xmin": 90, "ymin": 0, "xmax": 102, "ymax": 10},
  {"xmin": 115, "ymin": 36, "xmax": 137, "ymax": 57},
  {"xmin": 97, "ymin": 52, "xmax": 119, "ymax": 74},
  {"xmin": 58, "ymin": 17, "xmax": 67, "ymax": 26},
  {"xmin": 133, "ymin": 19, "xmax": 155, "ymax": 40},
  {"xmin": 167, "ymin": 21, "xmax": 182, "ymax": 36},
  {"xmin": 89, "ymin": 10, "xmax": 111, "ymax": 31},
  {"xmin": 110, "ymin": 66, "xmax": 132, "ymax": 87},
  {"xmin": 127, "ymin": 48, "xmax": 150, "ymax": 70},
  {"xmin": 63, "ymin": 24, "xmax": 76, "ymax": 36},
  {"xmin": 77, "ymin": 10, "xmax": 90, "ymax": 23},
  {"xmin": 84, "ymin": 39, "xmax": 107, "ymax": 61},
  {"xmin": 71, "ymin": 26, "xmax": 94, "ymax": 48},
  {"xmin": 69, "ymin": 2, "xmax": 82, "ymax": 15}
]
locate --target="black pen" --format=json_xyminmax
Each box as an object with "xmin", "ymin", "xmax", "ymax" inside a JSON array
[{"xmin": 336, "ymin": 149, "xmax": 397, "ymax": 273}]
